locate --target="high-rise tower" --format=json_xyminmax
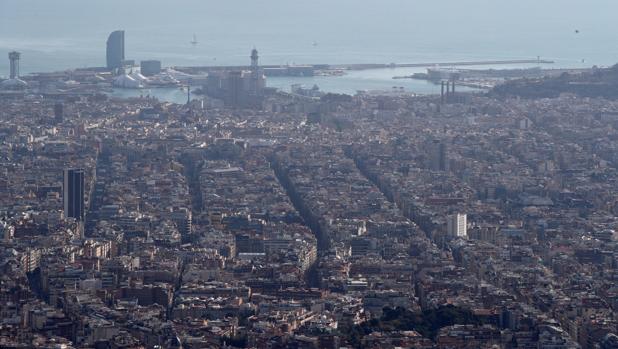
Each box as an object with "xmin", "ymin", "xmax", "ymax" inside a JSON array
[
  {"xmin": 8, "ymin": 51, "xmax": 20, "ymax": 79},
  {"xmin": 447, "ymin": 213, "xmax": 467, "ymax": 238},
  {"xmin": 251, "ymin": 48, "xmax": 259, "ymax": 70},
  {"xmin": 249, "ymin": 48, "xmax": 264, "ymax": 95},
  {"xmin": 1, "ymin": 51, "xmax": 27, "ymax": 90},
  {"xmin": 429, "ymin": 139, "xmax": 449, "ymax": 172},
  {"xmin": 54, "ymin": 103, "xmax": 64, "ymax": 124},
  {"xmin": 63, "ymin": 169, "xmax": 85, "ymax": 221},
  {"xmin": 106, "ymin": 30, "xmax": 125, "ymax": 70}
]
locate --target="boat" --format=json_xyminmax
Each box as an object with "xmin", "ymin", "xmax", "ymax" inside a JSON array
[{"xmin": 190, "ymin": 34, "xmax": 198, "ymax": 45}]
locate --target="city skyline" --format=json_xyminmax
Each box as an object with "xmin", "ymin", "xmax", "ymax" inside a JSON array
[{"xmin": 1, "ymin": 2, "xmax": 618, "ymax": 349}]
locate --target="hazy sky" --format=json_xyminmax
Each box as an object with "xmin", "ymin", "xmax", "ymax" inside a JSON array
[{"xmin": 1, "ymin": 0, "xmax": 617, "ymax": 71}]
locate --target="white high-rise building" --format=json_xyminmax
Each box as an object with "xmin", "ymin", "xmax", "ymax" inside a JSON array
[{"xmin": 447, "ymin": 213, "xmax": 467, "ymax": 238}]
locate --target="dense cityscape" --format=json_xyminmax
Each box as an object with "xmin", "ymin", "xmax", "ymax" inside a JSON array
[{"xmin": 1, "ymin": 25, "xmax": 618, "ymax": 349}]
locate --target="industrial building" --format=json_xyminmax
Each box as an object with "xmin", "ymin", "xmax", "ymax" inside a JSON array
[{"xmin": 140, "ymin": 60, "xmax": 162, "ymax": 76}]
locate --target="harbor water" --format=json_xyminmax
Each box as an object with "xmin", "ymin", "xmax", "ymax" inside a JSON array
[{"xmin": 1, "ymin": 0, "xmax": 616, "ymax": 102}]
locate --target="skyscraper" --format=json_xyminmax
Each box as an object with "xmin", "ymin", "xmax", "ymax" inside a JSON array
[
  {"xmin": 447, "ymin": 213, "xmax": 467, "ymax": 238},
  {"xmin": 106, "ymin": 30, "xmax": 125, "ymax": 70},
  {"xmin": 8, "ymin": 51, "xmax": 20, "ymax": 79},
  {"xmin": 63, "ymin": 169, "xmax": 85, "ymax": 221},
  {"xmin": 54, "ymin": 102, "xmax": 63, "ymax": 124},
  {"xmin": 429, "ymin": 139, "xmax": 449, "ymax": 172}
]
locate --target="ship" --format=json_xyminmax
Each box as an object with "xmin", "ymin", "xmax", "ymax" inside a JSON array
[{"xmin": 190, "ymin": 34, "xmax": 198, "ymax": 45}]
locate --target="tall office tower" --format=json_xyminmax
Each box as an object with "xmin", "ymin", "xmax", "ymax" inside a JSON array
[
  {"xmin": 63, "ymin": 169, "xmax": 85, "ymax": 221},
  {"xmin": 429, "ymin": 139, "xmax": 449, "ymax": 171},
  {"xmin": 54, "ymin": 102, "xmax": 64, "ymax": 124},
  {"xmin": 447, "ymin": 213, "xmax": 467, "ymax": 238},
  {"xmin": 106, "ymin": 30, "xmax": 125, "ymax": 70}
]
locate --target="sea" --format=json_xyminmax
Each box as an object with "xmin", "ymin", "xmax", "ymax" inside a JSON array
[{"xmin": 1, "ymin": 0, "xmax": 617, "ymax": 104}]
